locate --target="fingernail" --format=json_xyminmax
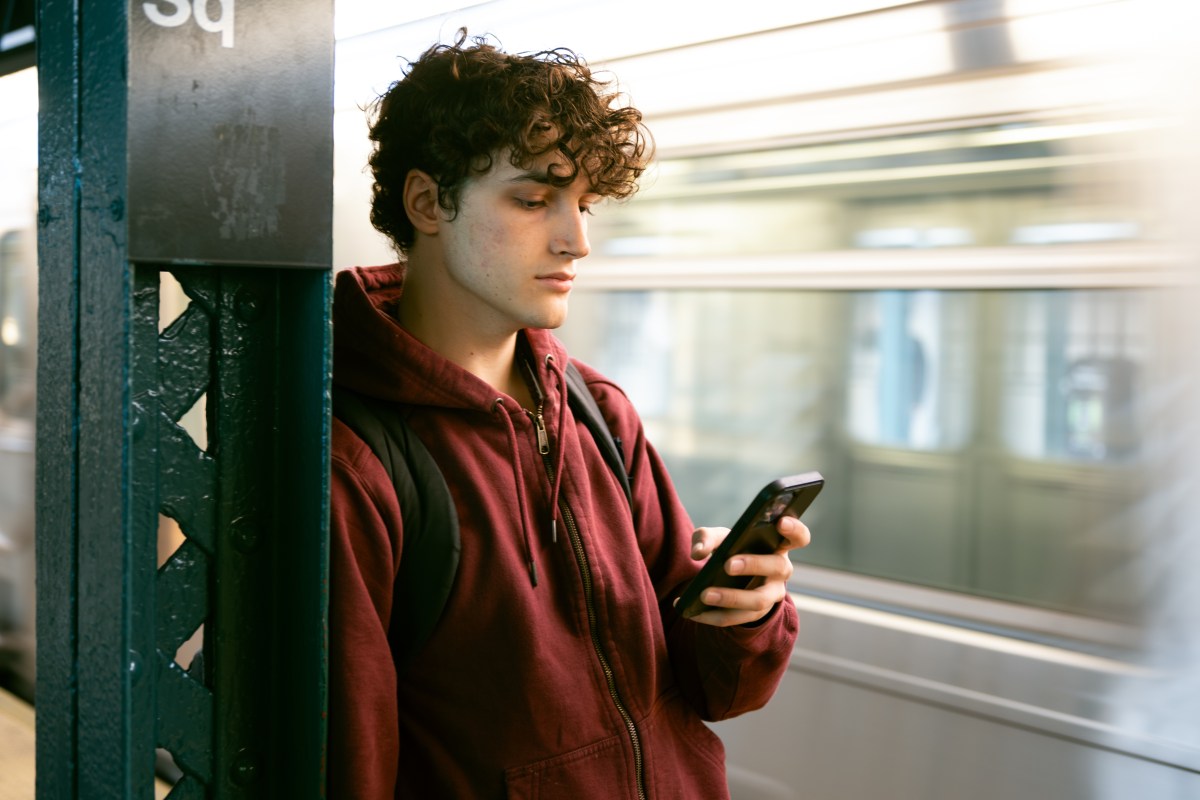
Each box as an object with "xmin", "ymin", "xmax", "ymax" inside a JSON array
[
  {"xmin": 728, "ymin": 557, "xmax": 745, "ymax": 574},
  {"xmin": 704, "ymin": 590, "xmax": 722, "ymax": 604},
  {"xmin": 692, "ymin": 541, "xmax": 705, "ymax": 555}
]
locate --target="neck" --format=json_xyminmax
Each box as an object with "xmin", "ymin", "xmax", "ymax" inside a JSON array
[{"xmin": 395, "ymin": 252, "xmax": 530, "ymax": 404}]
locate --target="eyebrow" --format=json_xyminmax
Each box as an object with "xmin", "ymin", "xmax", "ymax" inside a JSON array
[
  {"xmin": 507, "ymin": 170, "xmax": 556, "ymax": 185},
  {"xmin": 507, "ymin": 170, "xmax": 600, "ymax": 195}
]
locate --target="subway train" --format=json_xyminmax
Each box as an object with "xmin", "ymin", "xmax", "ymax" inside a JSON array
[{"xmin": 5, "ymin": 0, "xmax": 1200, "ymax": 797}]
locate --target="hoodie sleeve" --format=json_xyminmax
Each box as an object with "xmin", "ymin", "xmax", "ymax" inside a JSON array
[
  {"xmin": 327, "ymin": 419, "xmax": 404, "ymax": 800},
  {"xmin": 578, "ymin": 367, "xmax": 799, "ymax": 722},
  {"xmin": 635, "ymin": 424, "xmax": 799, "ymax": 722}
]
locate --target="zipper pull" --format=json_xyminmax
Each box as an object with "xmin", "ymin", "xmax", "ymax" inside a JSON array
[{"xmin": 534, "ymin": 410, "xmax": 550, "ymax": 455}]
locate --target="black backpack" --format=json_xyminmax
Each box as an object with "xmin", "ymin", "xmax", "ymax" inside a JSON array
[{"xmin": 332, "ymin": 362, "xmax": 632, "ymax": 672}]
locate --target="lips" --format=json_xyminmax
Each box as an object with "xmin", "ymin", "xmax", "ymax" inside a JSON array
[{"xmin": 536, "ymin": 271, "xmax": 576, "ymax": 292}]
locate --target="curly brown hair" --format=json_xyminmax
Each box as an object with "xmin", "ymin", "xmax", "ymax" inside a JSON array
[{"xmin": 367, "ymin": 30, "xmax": 652, "ymax": 253}]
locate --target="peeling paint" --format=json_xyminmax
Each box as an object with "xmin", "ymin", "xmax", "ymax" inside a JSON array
[{"xmin": 206, "ymin": 110, "xmax": 285, "ymax": 241}]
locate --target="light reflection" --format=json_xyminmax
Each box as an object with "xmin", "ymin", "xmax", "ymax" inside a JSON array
[
  {"xmin": 0, "ymin": 317, "xmax": 18, "ymax": 346},
  {"xmin": 855, "ymin": 227, "xmax": 974, "ymax": 248},
  {"xmin": 1006, "ymin": 0, "xmax": 1144, "ymax": 63},
  {"xmin": 608, "ymin": 5, "xmax": 954, "ymax": 118},
  {"xmin": 1011, "ymin": 222, "xmax": 1141, "ymax": 245}
]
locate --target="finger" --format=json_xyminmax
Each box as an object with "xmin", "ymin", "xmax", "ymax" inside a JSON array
[
  {"xmin": 690, "ymin": 526, "xmax": 729, "ymax": 560},
  {"xmin": 687, "ymin": 581, "xmax": 787, "ymax": 627},
  {"xmin": 686, "ymin": 607, "xmax": 764, "ymax": 628},
  {"xmin": 704, "ymin": 580, "xmax": 785, "ymax": 614},
  {"xmin": 776, "ymin": 515, "xmax": 812, "ymax": 550},
  {"xmin": 725, "ymin": 552, "xmax": 794, "ymax": 582}
]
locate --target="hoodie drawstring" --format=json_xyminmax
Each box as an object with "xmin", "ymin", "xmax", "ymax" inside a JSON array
[{"xmin": 494, "ymin": 397, "xmax": 539, "ymax": 587}]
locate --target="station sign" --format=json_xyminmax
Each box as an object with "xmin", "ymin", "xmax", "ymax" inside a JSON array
[{"xmin": 128, "ymin": 1, "xmax": 333, "ymax": 267}]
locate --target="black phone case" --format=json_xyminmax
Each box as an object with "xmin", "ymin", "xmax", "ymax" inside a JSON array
[{"xmin": 676, "ymin": 472, "xmax": 824, "ymax": 619}]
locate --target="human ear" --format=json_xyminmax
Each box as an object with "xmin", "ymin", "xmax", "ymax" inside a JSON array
[{"xmin": 403, "ymin": 169, "xmax": 441, "ymax": 236}]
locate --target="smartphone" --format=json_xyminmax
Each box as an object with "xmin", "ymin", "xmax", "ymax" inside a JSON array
[{"xmin": 675, "ymin": 472, "xmax": 824, "ymax": 619}]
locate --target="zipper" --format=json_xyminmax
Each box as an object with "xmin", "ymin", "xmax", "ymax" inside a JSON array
[
  {"xmin": 529, "ymin": 407, "xmax": 648, "ymax": 800},
  {"xmin": 529, "ymin": 406, "xmax": 553, "ymax": 542},
  {"xmin": 561, "ymin": 501, "xmax": 648, "ymax": 800},
  {"xmin": 532, "ymin": 406, "xmax": 550, "ymax": 456}
]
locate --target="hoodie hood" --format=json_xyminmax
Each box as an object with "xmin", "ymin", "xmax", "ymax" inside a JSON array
[{"xmin": 332, "ymin": 263, "xmax": 568, "ymax": 411}]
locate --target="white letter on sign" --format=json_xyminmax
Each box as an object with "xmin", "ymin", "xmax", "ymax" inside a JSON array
[
  {"xmin": 143, "ymin": 0, "xmax": 235, "ymax": 48},
  {"xmin": 194, "ymin": 0, "xmax": 235, "ymax": 49},
  {"xmin": 143, "ymin": 0, "xmax": 190, "ymax": 27}
]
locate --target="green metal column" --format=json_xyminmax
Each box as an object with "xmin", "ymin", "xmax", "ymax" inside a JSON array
[{"xmin": 36, "ymin": 1, "xmax": 333, "ymax": 797}]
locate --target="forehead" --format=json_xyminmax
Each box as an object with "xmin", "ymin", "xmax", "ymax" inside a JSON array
[{"xmin": 478, "ymin": 149, "xmax": 597, "ymax": 192}]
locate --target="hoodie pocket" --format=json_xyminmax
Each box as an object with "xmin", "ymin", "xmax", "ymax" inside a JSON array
[
  {"xmin": 504, "ymin": 732, "xmax": 636, "ymax": 800},
  {"xmin": 639, "ymin": 692, "xmax": 729, "ymax": 798}
]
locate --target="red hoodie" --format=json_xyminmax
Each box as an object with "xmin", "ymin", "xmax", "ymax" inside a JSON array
[{"xmin": 328, "ymin": 264, "xmax": 798, "ymax": 799}]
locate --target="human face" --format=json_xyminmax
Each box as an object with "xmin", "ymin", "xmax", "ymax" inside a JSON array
[{"xmin": 432, "ymin": 152, "xmax": 600, "ymax": 337}]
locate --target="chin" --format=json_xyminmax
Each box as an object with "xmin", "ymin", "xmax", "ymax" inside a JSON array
[{"xmin": 530, "ymin": 303, "xmax": 569, "ymax": 331}]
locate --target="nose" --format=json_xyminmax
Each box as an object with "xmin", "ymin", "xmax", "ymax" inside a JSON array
[{"xmin": 553, "ymin": 206, "xmax": 591, "ymax": 259}]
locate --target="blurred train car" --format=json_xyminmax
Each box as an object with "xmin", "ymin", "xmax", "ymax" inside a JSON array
[
  {"xmin": 0, "ymin": 64, "xmax": 36, "ymax": 700},
  {"xmin": 5, "ymin": 0, "xmax": 1200, "ymax": 797}
]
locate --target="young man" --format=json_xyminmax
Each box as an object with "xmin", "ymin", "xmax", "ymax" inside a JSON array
[{"xmin": 329, "ymin": 33, "xmax": 810, "ymax": 799}]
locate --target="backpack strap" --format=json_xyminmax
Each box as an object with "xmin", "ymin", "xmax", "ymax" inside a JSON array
[
  {"xmin": 564, "ymin": 362, "xmax": 633, "ymax": 509},
  {"xmin": 331, "ymin": 386, "xmax": 460, "ymax": 674}
]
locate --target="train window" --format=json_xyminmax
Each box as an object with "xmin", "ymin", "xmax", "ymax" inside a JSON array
[
  {"xmin": 1001, "ymin": 290, "xmax": 1145, "ymax": 461},
  {"xmin": 0, "ymin": 231, "xmax": 34, "ymax": 423},
  {"xmin": 847, "ymin": 291, "xmax": 974, "ymax": 451},
  {"xmin": 559, "ymin": 286, "xmax": 1158, "ymax": 628}
]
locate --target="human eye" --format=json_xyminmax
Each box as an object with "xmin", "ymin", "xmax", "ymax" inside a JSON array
[{"xmin": 515, "ymin": 196, "xmax": 547, "ymax": 210}]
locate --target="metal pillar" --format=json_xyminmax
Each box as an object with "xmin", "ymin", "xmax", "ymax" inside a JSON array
[{"xmin": 36, "ymin": 1, "xmax": 333, "ymax": 797}]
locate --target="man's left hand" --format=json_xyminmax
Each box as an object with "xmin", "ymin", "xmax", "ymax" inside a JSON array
[{"xmin": 682, "ymin": 516, "xmax": 812, "ymax": 628}]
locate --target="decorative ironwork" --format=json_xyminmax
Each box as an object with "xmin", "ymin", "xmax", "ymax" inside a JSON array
[
  {"xmin": 135, "ymin": 267, "xmax": 330, "ymax": 798},
  {"xmin": 137, "ymin": 268, "xmax": 218, "ymax": 795}
]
